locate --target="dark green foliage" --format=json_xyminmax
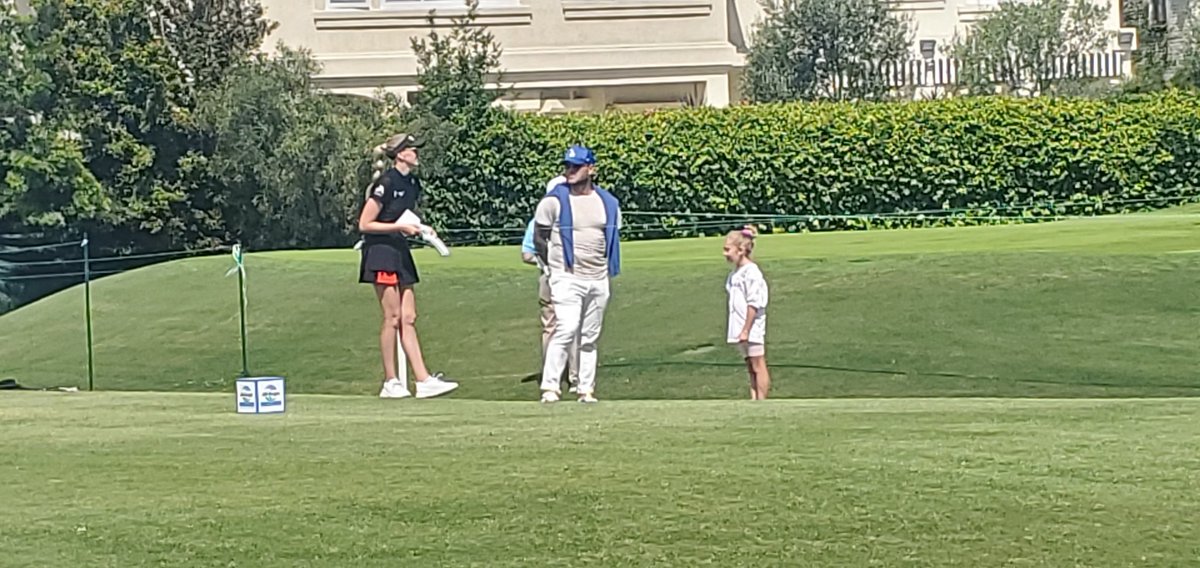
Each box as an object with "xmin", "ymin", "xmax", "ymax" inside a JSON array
[
  {"xmin": 416, "ymin": 92, "xmax": 1200, "ymax": 242},
  {"xmin": 744, "ymin": 0, "xmax": 911, "ymax": 102},
  {"xmin": 949, "ymin": 0, "xmax": 1111, "ymax": 96}
]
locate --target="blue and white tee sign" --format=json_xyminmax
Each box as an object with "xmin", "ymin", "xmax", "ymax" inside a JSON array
[{"xmin": 235, "ymin": 376, "xmax": 287, "ymax": 414}]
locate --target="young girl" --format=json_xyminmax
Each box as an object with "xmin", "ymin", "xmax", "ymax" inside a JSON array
[
  {"xmin": 358, "ymin": 133, "xmax": 458, "ymax": 399},
  {"xmin": 723, "ymin": 225, "xmax": 770, "ymax": 400}
]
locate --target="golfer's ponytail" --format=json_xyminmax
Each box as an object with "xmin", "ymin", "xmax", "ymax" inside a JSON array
[{"xmin": 361, "ymin": 142, "xmax": 391, "ymax": 200}]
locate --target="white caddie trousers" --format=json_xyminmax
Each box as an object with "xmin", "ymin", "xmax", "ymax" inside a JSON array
[{"xmin": 540, "ymin": 272, "xmax": 610, "ymax": 395}]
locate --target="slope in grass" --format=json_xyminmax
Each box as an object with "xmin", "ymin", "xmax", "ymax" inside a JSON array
[{"xmin": 1, "ymin": 212, "xmax": 1198, "ymax": 399}]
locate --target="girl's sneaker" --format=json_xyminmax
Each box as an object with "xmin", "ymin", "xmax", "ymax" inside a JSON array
[
  {"xmin": 379, "ymin": 378, "xmax": 412, "ymax": 399},
  {"xmin": 415, "ymin": 374, "xmax": 459, "ymax": 399}
]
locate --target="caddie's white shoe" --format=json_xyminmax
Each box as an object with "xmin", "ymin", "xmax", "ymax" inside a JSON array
[
  {"xmin": 540, "ymin": 390, "xmax": 560, "ymax": 404},
  {"xmin": 379, "ymin": 378, "xmax": 412, "ymax": 399},
  {"xmin": 578, "ymin": 393, "xmax": 598, "ymax": 404},
  {"xmin": 415, "ymin": 374, "xmax": 459, "ymax": 399}
]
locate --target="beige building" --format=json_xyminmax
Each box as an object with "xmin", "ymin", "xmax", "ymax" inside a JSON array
[
  {"xmin": 262, "ymin": 0, "xmax": 1135, "ymax": 111},
  {"xmin": 898, "ymin": 0, "xmax": 1135, "ymax": 55}
]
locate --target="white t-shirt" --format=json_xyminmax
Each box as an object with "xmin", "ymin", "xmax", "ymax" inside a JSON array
[
  {"xmin": 726, "ymin": 262, "xmax": 768, "ymax": 344},
  {"xmin": 534, "ymin": 191, "xmax": 612, "ymax": 281}
]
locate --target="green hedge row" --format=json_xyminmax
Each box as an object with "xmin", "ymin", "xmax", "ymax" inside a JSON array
[{"xmin": 417, "ymin": 91, "xmax": 1200, "ymax": 244}]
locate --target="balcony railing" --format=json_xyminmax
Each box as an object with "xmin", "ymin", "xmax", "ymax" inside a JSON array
[{"xmin": 879, "ymin": 51, "xmax": 1128, "ymax": 87}]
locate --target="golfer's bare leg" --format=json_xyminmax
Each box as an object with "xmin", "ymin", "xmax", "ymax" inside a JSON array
[
  {"xmin": 375, "ymin": 285, "xmax": 402, "ymax": 382},
  {"xmin": 398, "ymin": 286, "xmax": 431, "ymax": 380}
]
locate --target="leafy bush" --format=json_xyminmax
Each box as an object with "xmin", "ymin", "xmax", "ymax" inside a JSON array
[
  {"xmin": 417, "ymin": 91, "xmax": 1200, "ymax": 243},
  {"xmin": 191, "ymin": 47, "xmax": 392, "ymax": 250}
]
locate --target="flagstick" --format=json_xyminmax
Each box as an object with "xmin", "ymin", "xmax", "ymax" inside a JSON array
[
  {"xmin": 396, "ymin": 330, "xmax": 407, "ymax": 385},
  {"xmin": 234, "ymin": 244, "xmax": 249, "ymax": 378},
  {"xmin": 83, "ymin": 234, "xmax": 95, "ymax": 391}
]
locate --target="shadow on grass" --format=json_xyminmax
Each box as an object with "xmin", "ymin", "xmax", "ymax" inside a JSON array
[{"xmin": 518, "ymin": 359, "xmax": 1200, "ymax": 393}]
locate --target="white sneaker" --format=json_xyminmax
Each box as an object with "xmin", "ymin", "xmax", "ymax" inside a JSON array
[
  {"xmin": 578, "ymin": 393, "xmax": 598, "ymax": 404},
  {"xmin": 379, "ymin": 378, "xmax": 412, "ymax": 399},
  {"xmin": 568, "ymin": 383, "xmax": 578, "ymax": 394},
  {"xmin": 415, "ymin": 374, "xmax": 458, "ymax": 399},
  {"xmin": 540, "ymin": 390, "xmax": 560, "ymax": 404}
]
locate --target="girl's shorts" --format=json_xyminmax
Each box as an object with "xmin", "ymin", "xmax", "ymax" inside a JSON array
[{"xmin": 735, "ymin": 342, "xmax": 765, "ymax": 358}]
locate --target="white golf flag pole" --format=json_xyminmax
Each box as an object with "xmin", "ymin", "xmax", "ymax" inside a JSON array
[{"xmin": 396, "ymin": 330, "xmax": 407, "ymax": 384}]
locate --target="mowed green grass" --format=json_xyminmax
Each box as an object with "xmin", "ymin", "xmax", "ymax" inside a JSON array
[
  {"xmin": 2, "ymin": 393, "xmax": 1198, "ymax": 567},
  {"xmin": 1, "ymin": 208, "xmax": 1198, "ymax": 399},
  {"xmin": 3, "ymin": 211, "xmax": 1199, "ymax": 566}
]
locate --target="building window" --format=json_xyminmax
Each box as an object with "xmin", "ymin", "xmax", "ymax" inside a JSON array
[
  {"xmin": 919, "ymin": 39, "xmax": 937, "ymax": 59},
  {"xmin": 326, "ymin": 0, "xmax": 370, "ymax": 9},
  {"xmin": 322, "ymin": 0, "xmax": 519, "ymax": 11},
  {"xmin": 380, "ymin": 0, "xmax": 517, "ymax": 6},
  {"xmin": 1149, "ymin": 0, "xmax": 1167, "ymax": 26}
]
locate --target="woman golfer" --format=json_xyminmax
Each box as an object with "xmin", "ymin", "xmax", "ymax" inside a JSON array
[{"xmin": 357, "ymin": 133, "xmax": 458, "ymax": 399}]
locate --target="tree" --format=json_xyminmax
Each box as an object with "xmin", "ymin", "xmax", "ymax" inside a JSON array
[
  {"xmin": 192, "ymin": 47, "xmax": 387, "ymax": 249},
  {"xmin": 0, "ymin": 0, "xmax": 108, "ymax": 241},
  {"xmin": 194, "ymin": 0, "xmax": 515, "ymax": 252},
  {"xmin": 744, "ymin": 0, "xmax": 912, "ymax": 102},
  {"xmin": 1119, "ymin": 0, "xmax": 1170, "ymax": 91},
  {"xmin": 0, "ymin": 0, "xmax": 274, "ymax": 310},
  {"xmin": 950, "ymin": 0, "xmax": 1112, "ymax": 96},
  {"xmin": 147, "ymin": 0, "xmax": 276, "ymax": 95},
  {"xmin": 0, "ymin": 0, "xmax": 274, "ymax": 254},
  {"xmin": 1169, "ymin": 4, "xmax": 1200, "ymax": 88},
  {"xmin": 398, "ymin": 0, "xmax": 513, "ymax": 234},
  {"xmin": 408, "ymin": 0, "xmax": 505, "ymax": 120}
]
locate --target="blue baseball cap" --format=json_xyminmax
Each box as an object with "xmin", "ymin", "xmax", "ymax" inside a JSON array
[{"xmin": 562, "ymin": 145, "xmax": 596, "ymax": 166}]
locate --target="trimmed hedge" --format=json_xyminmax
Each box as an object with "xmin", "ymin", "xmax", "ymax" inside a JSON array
[{"xmin": 418, "ymin": 91, "xmax": 1200, "ymax": 244}]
